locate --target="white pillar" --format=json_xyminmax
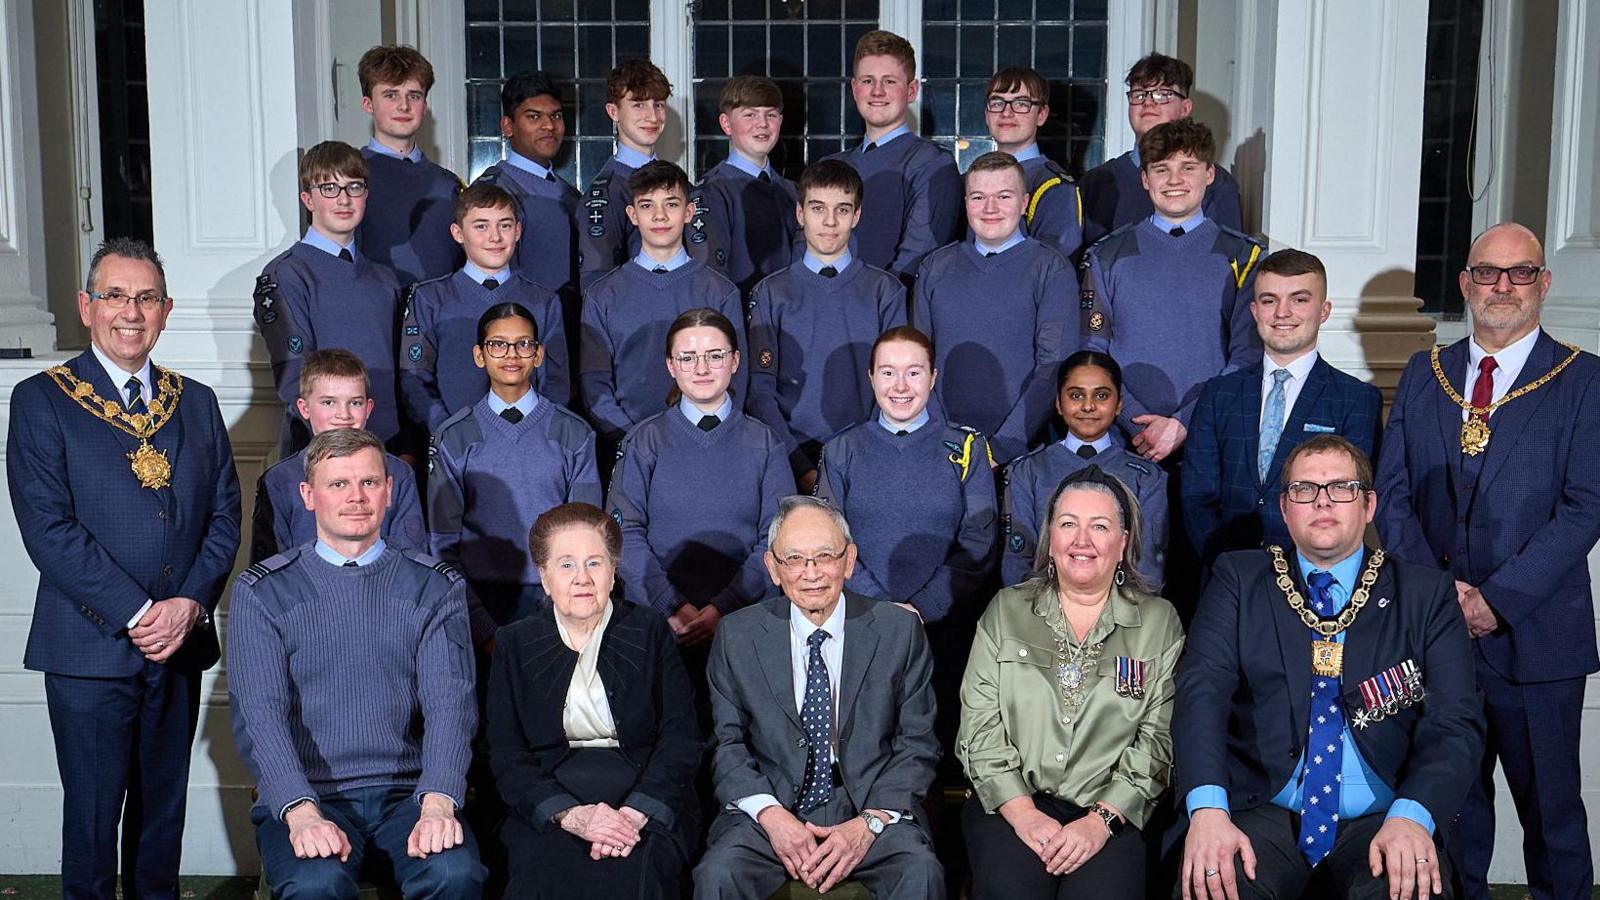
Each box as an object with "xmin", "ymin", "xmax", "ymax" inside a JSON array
[
  {"xmin": 1260, "ymin": 0, "xmax": 1436, "ymax": 395},
  {"xmin": 0, "ymin": 0, "xmax": 58, "ymax": 353}
]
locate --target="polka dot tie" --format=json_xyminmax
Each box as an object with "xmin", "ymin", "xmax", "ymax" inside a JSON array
[
  {"xmin": 1298, "ymin": 571, "xmax": 1344, "ymax": 866},
  {"xmin": 797, "ymin": 628, "xmax": 834, "ymax": 812}
]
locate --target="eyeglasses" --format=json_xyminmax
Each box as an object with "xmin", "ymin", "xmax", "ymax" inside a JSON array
[
  {"xmin": 772, "ymin": 549, "xmax": 848, "ymax": 571},
  {"xmin": 1126, "ymin": 88, "xmax": 1186, "ymax": 106},
  {"xmin": 670, "ymin": 349, "xmax": 734, "ymax": 370},
  {"xmin": 1283, "ymin": 480, "xmax": 1369, "ymax": 504},
  {"xmin": 1465, "ymin": 265, "xmax": 1543, "ymax": 286},
  {"xmin": 88, "ymin": 290, "xmax": 168, "ymax": 311},
  {"xmin": 481, "ymin": 338, "xmax": 540, "ymax": 358},
  {"xmin": 985, "ymin": 96, "xmax": 1042, "ymax": 114},
  {"xmin": 309, "ymin": 181, "xmax": 369, "ymax": 199}
]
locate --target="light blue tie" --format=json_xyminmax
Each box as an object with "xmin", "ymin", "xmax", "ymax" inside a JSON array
[{"xmin": 1258, "ymin": 369, "xmax": 1292, "ymax": 482}]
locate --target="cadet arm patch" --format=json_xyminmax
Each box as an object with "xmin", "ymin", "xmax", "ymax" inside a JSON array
[
  {"xmin": 759, "ymin": 349, "xmax": 773, "ymax": 368},
  {"xmin": 1088, "ymin": 311, "xmax": 1105, "ymax": 332},
  {"xmin": 1009, "ymin": 533, "xmax": 1026, "ymax": 554},
  {"xmin": 287, "ymin": 335, "xmax": 304, "ymax": 354}
]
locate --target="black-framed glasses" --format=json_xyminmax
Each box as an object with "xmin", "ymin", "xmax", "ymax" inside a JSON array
[
  {"xmin": 772, "ymin": 549, "xmax": 848, "ymax": 571},
  {"xmin": 310, "ymin": 181, "xmax": 369, "ymax": 199},
  {"xmin": 1283, "ymin": 480, "xmax": 1369, "ymax": 504},
  {"xmin": 481, "ymin": 338, "xmax": 540, "ymax": 358},
  {"xmin": 985, "ymin": 96, "xmax": 1042, "ymax": 114},
  {"xmin": 1126, "ymin": 88, "xmax": 1186, "ymax": 105},
  {"xmin": 670, "ymin": 349, "xmax": 734, "ymax": 370},
  {"xmin": 88, "ymin": 290, "xmax": 168, "ymax": 311},
  {"xmin": 1465, "ymin": 264, "xmax": 1543, "ymax": 286}
]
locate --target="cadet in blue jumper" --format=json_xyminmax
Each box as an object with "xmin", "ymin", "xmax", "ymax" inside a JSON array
[
  {"xmin": 609, "ymin": 308, "xmax": 794, "ymax": 646},
  {"xmin": 400, "ymin": 182, "xmax": 569, "ymax": 432},
  {"xmin": 252, "ymin": 350, "xmax": 424, "ymax": 565},
  {"xmin": 1079, "ymin": 53, "xmax": 1243, "ymax": 247},
  {"xmin": 697, "ymin": 75, "xmax": 801, "ymax": 297},
  {"xmin": 827, "ymin": 30, "xmax": 963, "ymax": 287},
  {"xmin": 429, "ymin": 303, "xmax": 602, "ymax": 650},
  {"xmin": 230, "ymin": 427, "xmax": 485, "ymax": 899},
  {"xmin": 354, "ymin": 45, "xmax": 463, "ymax": 286},
  {"xmin": 579, "ymin": 161, "xmax": 745, "ymax": 451},
  {"xmin": 746, "ymin": 159, "xmax": 906, "ymax": 492},
  {"xmin": 256, "ymin": 141, "xmax": 404, "ymax": 455},
  {"xmin": 1002, "ymin": 351, "xmax": 1168, "ymax": 590},
  {"xmin": 912, "ymin": 151, "xmax": 1080, "ymax": 465},
  {"xmin": 984, "ymin": 66, "xmax": 1085, "ymax": 262}
]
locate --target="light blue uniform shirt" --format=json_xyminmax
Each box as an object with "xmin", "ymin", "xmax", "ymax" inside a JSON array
[
  {"xmin": 877, "ymin": 409, "xmax": 930, "ymax": 434},
  {"xmin": 613, "ymin": 145, "xmax": 655, "ymax": 170},
  {"xmin": 974, "ymin": 231, "xmax": 1027, "ymax": 256},
  {"xmin": 633, "ymin": 248, "xmax": 692, "ymax": 273},
  {"xmin": 301, "ymin": 227, "xmax": 356, "ymax": 259},
  {"xmin": 504, "ymin": 149, "xmax": 555, "ymax": 180},
  {"xmin": 315, "ymin": 538, "xmax": 389, "ymax": 567},
  {"xmin": 678, "ymin": 394, "xmax": 733, "ymax": 426},
  {"xmin": 724, "ymin": 149, "xmax": 775, "ymax": 180},
  {"xmin": 802, "ymin": 250, "xmax": 853, "ymax": 274},
  {"xmin": 366, "ymin": 138, "xmax": 423, "ymax": 163},
  {"xmin": 1151, "ymin": 211, "xmax": 1207, "ymax": 234},
  {"xmin": 462, "ymin": 261, "xmax": 510, "ymax": 286},
  {"xmin": 859, "ymin": 124, "xmax": 911, "ymax": 153},
  {"xmin": 486, "ymin": 387, "xmax": 539, "ymax": 419},
  {"xmin": 1010, "ymin": 143, "xmax": 1042, "ymax": 163}
]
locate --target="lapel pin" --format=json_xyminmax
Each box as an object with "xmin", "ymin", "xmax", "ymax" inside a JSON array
[{"xmin": 1377, "ymin": 596, "xmax": 1391, "ymax": 609}]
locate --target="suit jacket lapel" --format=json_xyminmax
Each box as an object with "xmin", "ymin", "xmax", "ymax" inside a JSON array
[
  {"xmin": 1337, "ymin": 552, "xmax": 1395, "ymax": 691},
  {"xmin": 1270, "ymin": 554, "xmax": 1312, "ymax": 732},
  {"xmin": 1474, "ymin": 331, "xmax": 1560, "ymax": 490},
  {"xmin": 758, "ymin": 605, "xmax": 803, "ymax": 731},
  {"xmin": 1432, "ymin": 340, "xmax": 1471, "ymax": 487},
  {"xmin": 836, "ymin": 593, "xmax": 878, "ymax": 738},
  {"xmin": 1266, "ymin": 359, "xmax": 1331, "ymax": 491}
]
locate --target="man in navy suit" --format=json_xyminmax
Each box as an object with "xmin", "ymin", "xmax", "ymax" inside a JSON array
[
  {"xmin": 1177, "ymin": 435, "xmax": 1482, "ymax": 900},
  {"xmin": 6, "ymin": 238, "xmax": 242, "ymax": 900},
  {"xmin": 1183, "ymin": 248, "xmax": 1382, "ymax": 568},
  {"xmin": 1376, "ymin": 222, "xmax": 1600, "ymax": 900}
]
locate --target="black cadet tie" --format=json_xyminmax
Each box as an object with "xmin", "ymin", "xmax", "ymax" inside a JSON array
[
  {"xmin": 820, "ymin": 266, "xmax": 838, "ymax": 278},
  {"xmin": 1076, "ymin": 444, "xmax": 1098, "ymax": 460},
  {"xmin": 896, "ymin": 430, "xmax": 910, "ymax": 437},
  {"xmin": 1169, "ymin": 226, "xmax": 1186, "ymax": 237},
  {"xmin": 544, "ymin": 171, "xmax": 556, "ymax": 182},
  {"xmin": 653, "ymin": 266, "xmax": 668, "ymax": 275},
  {"xmin": 697, "ymin": 415, "xmax": 720, "ymax": 432},
  {"xmin": 500, "ymin": 407, "xmax": 524, "ymax": 424},
  {"xmin": 864, "ymin": 142, "xmax": 878, "ymax": 153},
  {"xmin": 124, "ymin": 376, "xmax": 147, "ymax": 415},
  {"xmin": 985, "ymin": 251, "xmax": 998, "ymax": 258},
  {"xmin": 342, "ymin": 561, "xmax": 359, "ymax": 568},
  {"xmin": 482, "ymin": 278, "xmax": 499, "ymax": 291},
  {"xmin": 759, "ymin": 171, "xmax": 772, "ymax": 184},
  {"xmin": 338, "ymin": 248, "xmax": 354, "ymax": 262}
]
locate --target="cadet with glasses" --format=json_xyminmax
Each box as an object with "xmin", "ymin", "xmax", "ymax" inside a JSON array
[{"xmin": 983, "ymin": 66, "xmax": 1086, "ymax": 261}]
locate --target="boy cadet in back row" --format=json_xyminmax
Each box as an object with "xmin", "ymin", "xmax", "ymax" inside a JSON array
[
  {"xmin": 697, "ymin": 75, "xmax": 801, "ymax": 298},
  {"xmin": 984, "ymin": 65, "xmax": 1085, "ymax": 261}
]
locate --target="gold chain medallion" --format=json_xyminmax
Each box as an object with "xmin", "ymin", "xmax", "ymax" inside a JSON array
[
  {"xmin": 47, "ymin": 365, "xmax": 184, "ymax": 490},
  {"xmin": 1268, "ymin": 546, "xmax": 1385, "ymax": 677},
  {"xmin": 1429, "ymin": 343, "xmax": 1581, "ymax": 456}
]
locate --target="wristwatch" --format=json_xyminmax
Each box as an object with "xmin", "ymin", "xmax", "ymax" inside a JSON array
[
  {"xmin": 1092, "ymin": 804, "xmax": 1124, "ymax": 836},
  {"xmin": 860, "ymin": 811, "xmax": 885, "ymax": 835}
]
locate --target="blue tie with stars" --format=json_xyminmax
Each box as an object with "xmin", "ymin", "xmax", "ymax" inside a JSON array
[
  {"xmin": 1259, "ymin": 368, "xmax": 1291, "ymax": 482},
  {"xmin": 797, "ymin": 628, "xmax": 834, "ymax": 812},
  {"xmin": 1299, "ymin": 570, "xmax": 1344, "ymax": 866}
]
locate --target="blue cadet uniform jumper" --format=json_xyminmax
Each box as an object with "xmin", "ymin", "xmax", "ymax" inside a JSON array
[
  {"xmin": 229, "ymin": 541, "xmax": 486, "ymax": 899},
  {"xmin": 250, "ymin": 447, "xmax": 427, "ymax": 565},
  {"xmin": 827, "ymin": 125, "xmax": 965, "ymax": 285},
  {"xmin": 578, "ymin": 250, "xmax": 746, "ymax": 445},
  {"xmin": 8, "ymin": 349, "xmax": 242, "ymax": 900},
  {"xmin": 697, "ymin": 150, "xmax": 801, "ymax": 296},
  {"xmin": 912, "ymin": 233, "xmax": 1081, "ymax": 464},
  {"xmin": 1014, "ymin": 144, "xmax": 1086, "ymax": 262},
  {"xmin": 1001, "ymin": 436, "xmax": 1169, "ymax": 589},
  {"xmin": 816, "ymin": 410, "xmax": 999, "ymax": 624},
  {"xmin": 398, "ymin": 262, "xmax": 570, "ymax": 430},
  {"xmin": 357, "ymin": 140, "xmax": 464, "ymax": 286},
  {"xmin": 608, "ymin": 398, "xmax": 795, "ymax": 617},
  {"xmin": 1078, "ymin": 148, "xmax": 1244, "ymax": 248},
  {"xmin": 474, "ymin": 150, "xmax": 581, "ymax": 301},
  {"xmin": 746, "ymin": 250, "xmax": 907, "ymax": 477},
  {"xmin": 255, "ymin": 231, "xmax": 404, "ymax": 454},
  {"xmin": 427, "ymin": 389, "xmax": 602, "ymax": 646},
  {"xmin": 575, "ymin": 146, "xmax": 719, "ymax": 293}
]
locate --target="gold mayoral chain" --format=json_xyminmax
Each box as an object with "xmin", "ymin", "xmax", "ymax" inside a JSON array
[
  {"xmin": 46, "ymin": 364, "xmax": 184, "ymax": 490},
  {"xmin": 1268, "ymin": 545, "xmax": 1384, "ymax": 678},
  {"xmin": 1429, "ymin": 342, "xmax": 1582, "ymax": 456}
]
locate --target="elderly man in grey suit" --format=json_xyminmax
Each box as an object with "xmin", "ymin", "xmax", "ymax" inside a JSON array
[{"xmin": 693, "ymin": 495, "xmax": 945, "ymax": 899}]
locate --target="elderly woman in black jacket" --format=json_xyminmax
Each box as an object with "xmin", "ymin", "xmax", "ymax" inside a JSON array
[{"xmin": 487, "ymin": 502, "xmax": 702, "ymax": 899}]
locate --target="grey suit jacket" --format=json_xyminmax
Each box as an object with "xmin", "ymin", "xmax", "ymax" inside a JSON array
[{"xmin": 707, "ymin": 591, "xmax": 940, "ymax": 820}]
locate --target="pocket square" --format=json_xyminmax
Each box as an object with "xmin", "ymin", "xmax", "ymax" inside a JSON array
[{"xmin": 1303, "ymin": 423, "xmax": 1336, "ymax": 433}]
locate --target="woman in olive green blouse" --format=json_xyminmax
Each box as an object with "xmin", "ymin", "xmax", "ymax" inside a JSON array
[{"xmin": 958, "ymin": 465, "xmax": 1185, "ymax": 900}]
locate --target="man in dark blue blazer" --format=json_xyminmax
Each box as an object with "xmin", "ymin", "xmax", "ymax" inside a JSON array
[
  {"xmin": 1183, "ymin": 248, "xmax": 1382, "ymax": 569},
  {"xmin": 1176, "ymin": 436, "xmax": 1482, "ymax": 900},
  {"xmin": 6, "ymin": 238, "xmax": 242, "ymax": 900},
  {"xmin": 1376, "ymin": 222, "xmax": 1600, "ymax": 900}
]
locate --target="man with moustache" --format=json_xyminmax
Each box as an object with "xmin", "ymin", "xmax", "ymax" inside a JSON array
[{"xmin": 1377, "ymin": 222, "xmax": 1600, "ymax": 900}]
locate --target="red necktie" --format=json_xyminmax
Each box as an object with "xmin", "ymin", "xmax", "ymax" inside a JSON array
[{"xmin": 1470, "ymin": 356, "xmax": 1498, "ymax": 419}]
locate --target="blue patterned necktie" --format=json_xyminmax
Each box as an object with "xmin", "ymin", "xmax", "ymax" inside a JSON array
[
  {"xmin": 125, "ymin": 376, "xmax": 147, "ymax": 416},
  {"xmin": 796, "ymin": 628, "xmax": 834, "ymax": 812},
  {"xmin": 1299, "ymin": 570, "xmax": 1344, "ymax": 866},
  {"xmin": 1258, "ymin": 368, "xmax": 1292, "ymax": 482}
]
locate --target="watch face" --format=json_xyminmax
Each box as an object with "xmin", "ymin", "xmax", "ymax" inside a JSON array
[{"xmin": 864, "ymin": 813, "xmax": 884, "ymax": 834}]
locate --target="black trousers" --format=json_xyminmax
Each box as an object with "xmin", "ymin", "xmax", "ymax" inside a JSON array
[
  {"xmin": 1218, "ymin": 805, "xmax": 1454, "ymax": 900},
  {"xmin": 963, "ymin": 792, "xmax": 1146, "ymax": 900}
]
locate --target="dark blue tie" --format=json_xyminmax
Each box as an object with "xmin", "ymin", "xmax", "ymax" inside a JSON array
[
  {"xmin": 1299, "ymin": 571, "xmax": 1344, "ymax": 866},
  {"xmin": 124, "ymin": 376, "xmax": 147, "ymax": 415},
  {"xmin": 797, "ymin": 628, "xmax": 834, "ymax": 812}
]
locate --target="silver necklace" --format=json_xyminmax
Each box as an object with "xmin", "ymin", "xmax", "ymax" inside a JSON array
[{"xmin": 1049, "ymin": 616, "xmax": 1104, "ymax": 709}]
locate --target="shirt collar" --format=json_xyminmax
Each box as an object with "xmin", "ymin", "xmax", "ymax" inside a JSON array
[
  {"xmin": 634, "ymin": 248, "xmax": 692, "ymax": 272},
  {"xmin": 556, "ymin": 598, "xmax": 615, "ymax": 685},
  {"xmin": 679, "ymin": 394, "xmax": 733, "ymax": 426},
  {"xmin": 315, "ymin": 538, "xmax": 387, "ymax": 567},
  {"xmin": 725, "ymin": 149, "xmax": 772, "ymax": 180},
  {"xmin": 504, "ymin": 149, "xmax": 554, "ymax": 180},
  {"xmin": 487, "ymin": 387, "xmax": 539, "ymax": 418},
  {"xmin": 1062, "ymin": 432, "xmax": 1113, "ymax": 455},
  {"xmin": 366, "ymin": 138, "xmax": 423, "ymax": 163},
  {"xmin": 1266, "ymin": 349, "xmax": 1320, "ymax": 385},
  {"xmin": 89, "ymin": 342, "xmax": 154, "ymax": 393},
  {"xmin": 878, "ymin": 408, "xmax": 930, "ymax": 434},
  {"xmin": 974, "ymin": 230, "xmax": 1026, "ymax": 256},
  {"xmin": 803, "ymin": 250, "xmax": 853, "ymax": 274},
  {"xmin": 1296, "ymin": 547, "xmax": 1364, "ymax": 598},
  {"xmin": 1130, "ymin": 146, "xmax": 1141, "ymax": 168},
  {"xmin": 1151, "ymin": 211, "xmax": 1207, "ymax": 234},
  {"xmin": 301, "ymin": 226, "xmax": 356, "ymax": 259},
  {"xmin": 462, "ymin": 260, "xmax": 510, "ymax": 286},
  {"xmin": 1469, "ymin": 327, "xmax": 1540, "ymax": 374},
  {"xmin": 862, "ymin": 124, "xmax": 911, "ymax": 152},
  {"xmin": 613, "ymin": 144, "xmax": 655, "ymax": 170},
  {"xmin": 789, "ymin": 594, "xmax": 848, "ymax": 642},
  {"xmin": 1010, "ymin": 143, "xmax": 1042, "ymax": 163}
]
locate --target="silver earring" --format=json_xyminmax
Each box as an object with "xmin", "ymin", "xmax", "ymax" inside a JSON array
[
  {"xmin": 1046, "ymin": 559, "xmax": 1057, "ymax": 580},
  {"xmin": 1114, "ymin": 564, "xmax": 1127, "ymax": 587}
]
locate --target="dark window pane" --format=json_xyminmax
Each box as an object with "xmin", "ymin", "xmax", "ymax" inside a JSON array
[
  {"xmin": 770, "ymin": 24, "xmax": 804, "ymax": 78},
  {"xmin": 731, "ymin": 24, "xmax": 767, "ymax": 74},
  {"xmin": 1075, "ymin": 0, "xmax": 1108, "ymax": 18},
  {"xmin": 465, "ymin": 0, "xmax": 500, "ymax": 23},
  {"xmin": 471, "ymin": 83, "xmax": 504, "ymax": 135},
  {"xmin": 501, "ymin": 0, "xmax": 537, "ymax": 21},
  {"xmin": 1071, "ymin": 23, "xmax": 1106, "ymax": 78},
  {"xmin": 617, "ymin": 24, "xmax": 649, "ymax": 58},
  {"xmin": 925, "ymin": 0, "xmax": 958, "ymax": 17},
  {"xmin": 466, "ymin": 26, "xmax": 501, "ymax": 80},
  {"xmin": 1035, "ymin": 24, "xmax": 1070, "ymax": 72},
  {"xmin": 578, "ymin": 25, "xmax": 613, "ymax": 79},
  {"xmin": 808, "ymin": 24, "xmax": 843, "ymax": 77},
  {"xmin": 733, "ymin": 0, "xmax": 764, "ymax": 17},
  {"xmin": 845, "ymin": 0, "xmax": 878, "ymax": 16},
  {"xmin": 578, "ymin": 82, "xmax": 611, "ymax": 134},
  {"xmin": 923, "ymin": 24, "xmax": 958, "ymax": 77},
  {"xmin": 923, "ymin": 82, "xmax": 956, "ymax": 135},
  {"xmin": 502, "ymin": 25, "xmax": 537, "ymax": 72},
  {"xmin": 540, "ymin": 0, "xmax": 574, "ymax": 21},
  {"xmin": 614, "ymin": 0, "xmax": 649, "ymax": 18},
  {"xmin": 957, "ymin": 80, "xmax": 989, "ymax": 133},
  {"xmin": 699, "ymin": 0, "xmax": 730, "ymax": 17},
  {"xmin": 997, "ymin": 25, "xmax": 1030, "ymax": 69},
  {"xmin": 809, "ymin": 0, "xmax": 842, "ymax": 16},
  {"xmin": 959, "ymin": 25, "xmax": 993, "ymax": 77}
]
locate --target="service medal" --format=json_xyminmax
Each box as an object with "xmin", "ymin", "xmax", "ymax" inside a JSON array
[
  {"xmin": 128, "ymin": 440, "xmax": 173, "ymax": 490},
  {"xmin": 1311, "ymin": 640, "xmax": 1343, "ymax": 678},
  {"xmin": 1460, "ymin": 417, "xmax": 1490, "ymax": 456}
]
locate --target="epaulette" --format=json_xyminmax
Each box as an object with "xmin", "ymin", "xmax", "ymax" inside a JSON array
[
  {"xmin": 401, "ymin": 548, "xmax": 463, "ymax": 583},
  {"xmin": 237, "ymin": 546, "xmax": 304, "ymax": 586},
  {"xmin": 474, "ymin": 164, "xmax": 501, "ymax": 184},
  {"xmin": 1025, "ymin": 159, "xmax": 1075, "ymax": 227},
  {"xmin": 1211, "ymin": 225, "xmax": 1265, "ymax": 289},
  {"xmin": 1121, "ymin": 458, "xmax": 1154, "ymax": 476},
  {"xmin": 1080, "ymin": 221, "xmax": 1141, "ymax": 270},
  {"xmin": 253, "ymin": 272, "xmax": 278, "ymax": 298}
]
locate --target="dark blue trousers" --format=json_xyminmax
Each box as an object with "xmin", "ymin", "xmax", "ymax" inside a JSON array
[
  {"xmin": 1451, "ymin": 661, "xmax": 1592, "ymax": 900},
  {"xmin": 253, "ymin": 785, "xmax": 487, "ymax": 899},
  {"xmin": 45, "ymin": 663, "xmax": 201, "ymax": 900}
]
